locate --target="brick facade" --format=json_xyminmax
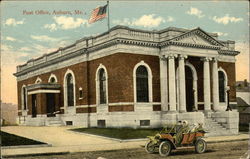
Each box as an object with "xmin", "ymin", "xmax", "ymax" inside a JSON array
[{"xmin": 17, "ymin": 53, "xmax": 236, "ymax": 115}]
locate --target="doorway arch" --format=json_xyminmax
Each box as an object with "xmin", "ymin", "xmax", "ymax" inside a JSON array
[{"xmin": 176, "ymin": 61, "xmax": 198, "ymax": 112}]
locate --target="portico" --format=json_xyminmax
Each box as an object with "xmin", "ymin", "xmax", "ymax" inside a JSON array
[{"xmin": 159, "ymin": 28, "xmax": 227, "ymax": 113}]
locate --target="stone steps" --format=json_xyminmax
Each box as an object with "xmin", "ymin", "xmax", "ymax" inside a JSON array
[
  {"xmin": 46, "ymin": 117, "xmax": 64, "ymax": 126},
  {"xmin": 204, "ymin": 117, "xmax": 232, "ymax": 137}
]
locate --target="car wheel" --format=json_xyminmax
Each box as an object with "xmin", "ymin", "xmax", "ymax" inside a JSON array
[
  {"xmin": 159, "ymin": 141, "xmax": 172, "ymax": 156},
  {"xmin": 145, "ymin": 140, "xmax": 156, "ymax": 154},
  {"xmin": 195, "ymin": 138, "xmax": 207, "ymax": 153}
]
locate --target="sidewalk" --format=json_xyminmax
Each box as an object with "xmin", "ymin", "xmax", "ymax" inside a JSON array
[{"xmin": 1, "ymin": 126, "xmax": 249, "ymax": 158}]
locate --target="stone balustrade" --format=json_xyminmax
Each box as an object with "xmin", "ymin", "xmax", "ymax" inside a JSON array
[{"xmin": 16, "ymin": 26, "xmax": 236, "ymax": 73}]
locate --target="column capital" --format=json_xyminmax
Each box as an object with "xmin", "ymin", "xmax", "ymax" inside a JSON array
[
  {"xmin": 201, "ymin": 57, "xmax": 212, "ymax": 62},
  {"xmin": 167, "ymin": 54, "xmax": 177, "ymax": 59},
  {"xmin": 212, "ymin": 56, "xmax": 219, "ymax": 62},
  {"xmin": 178, "ymin": 54, "xmax": 188, "ymax": 60},
  {"xmin": 159, "ymin": 55, "xmax": 167, "ymax": 61}
]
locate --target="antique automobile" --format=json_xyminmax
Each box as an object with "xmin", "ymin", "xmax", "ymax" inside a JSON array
[{"xmin": 145, "ymin": 121, "xmax": 206, "ymax": 156}]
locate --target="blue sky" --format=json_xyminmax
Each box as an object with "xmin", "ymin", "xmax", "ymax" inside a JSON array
[{"xmin": 1, "ymin": 1, "xmax": 249, "ymax": 104}]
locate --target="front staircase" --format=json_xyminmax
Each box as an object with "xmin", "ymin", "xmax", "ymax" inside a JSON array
[
  {"xmin": 46, "ymin": 116, "xmax": 64, "ymax": 126},
  {"xmin": 204, "ymin": 117, "xmax": 232, "ymax": 137}
]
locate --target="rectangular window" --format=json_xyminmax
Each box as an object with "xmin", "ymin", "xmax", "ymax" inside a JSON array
[
  {"xmin": 79, "ymin": 90, "xmax": 83, "ymax": 99},
  {"xmin": 140, "ymin": 120, "xmax": 150, "ymax": 126},
  {"xmin": 66, "ymin": 121, "xmax": 73, "ymax": 125},
  {"xmin": 136, "ymin": 77, "xmax": 149, "ymax": 102},
  {"xmin": 97, "ymin": 120, "xmax": 106, "ymax": 128},
  {"xmin": 23, "ymin": 87, "xmax": 27, "ymax": 110}
]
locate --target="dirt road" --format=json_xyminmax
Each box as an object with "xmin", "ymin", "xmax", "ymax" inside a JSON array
[{"xmin": 8, "ymin": 140, "xmax": 249, "ymax": 159}]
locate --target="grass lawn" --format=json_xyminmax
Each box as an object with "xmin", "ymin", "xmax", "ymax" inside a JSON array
[
  {"xmin": 0, "ymin": 131, "xmax": 45, "ymax": 146},
  {"xmin": 71, "ymin": 128, "xmax": 161, "ymax": 140}
]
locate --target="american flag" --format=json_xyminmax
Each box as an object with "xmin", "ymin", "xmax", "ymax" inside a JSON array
[{"xmin": 88, "ymin": 4, "xmax": 108, "ymax": 24}]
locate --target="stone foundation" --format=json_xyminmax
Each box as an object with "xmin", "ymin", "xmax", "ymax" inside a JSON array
[{"xmin": 211, "ymin": 110, "xmax": 239, "ymax": 134}]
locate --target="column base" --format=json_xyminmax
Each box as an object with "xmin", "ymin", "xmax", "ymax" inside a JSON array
[
  {"xmin": 203, "ymin": 110, "xmax": 212, "ymax": 117},
  {"xmin": 179, "ymin": 110, "xmax": 186, "ymax": 113}
]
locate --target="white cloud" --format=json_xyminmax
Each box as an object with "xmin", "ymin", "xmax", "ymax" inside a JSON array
[
  {"xmin": 1, "ymin": 44, "xmax": 13, "ymax": 51},
  {"xmin": 113, "ymin": 14, "xmax": 165, "ymax": 28},
  {"xmin": 44, "ymin": 16, "xmax": 88, "ymax": 31},
  {"xmin": 213, "ymin": 31, "xmax": 228, "ymax": 36},
  {"xmin": 132, "ymin": 14, "xmax": 165, "ymax": 27},
  {"xmin": 44, "ymin": 23, "xmax": 57, "ymax": 31},
  {"xmin": 186, "ymin": 7, "xmax": 204, "ymax": 18},
  {"xmin": 5, "ymin": 18, "xmax": 24, "ymax": 26},
  {"xmin": 212, "ymin": 14, "xmax": 243, "ymax": 25},
  {"xmin": 6, "ymin": 36, "xmax": 17, "ymax": 41},
  {"xmin": 166, "ymin": 16, "xmax": 174, "ymax": 22},
  {"xmin": 30, "ymin": 35, "xmax": 60, "ymax": 42},
  {"xmin": 20, "ymin": 47, "xmax": 32, "ymax": 51}
]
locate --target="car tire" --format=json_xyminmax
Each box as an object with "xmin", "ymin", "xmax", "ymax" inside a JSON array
[
  {"xmin": 159, "ymin": 141, "xmax": 172, "ymax": 156},
  {"xmin": 145, "ymin": 140, "xmax": 156, "ymax": 154},
  {"xmin": 195, "ymin": 138, "xmax": 207, "ymax": 154}
]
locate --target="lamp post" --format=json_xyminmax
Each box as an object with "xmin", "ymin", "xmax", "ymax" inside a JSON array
[{"xmin": 226, "ymin": 86, "xmax": 232, "ymax": 111}]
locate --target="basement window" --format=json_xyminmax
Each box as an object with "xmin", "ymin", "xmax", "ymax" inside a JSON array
[
  {"xmin": 140, "ymin": 120, "xmax": 150, "ymax": 126},
  {"xmin": 97, "ymin": 120, "xmax": 106, "ymax": 128},
  {"xmin": 66, "ymin": 121, "xmax": 73, "ymax": 125}
]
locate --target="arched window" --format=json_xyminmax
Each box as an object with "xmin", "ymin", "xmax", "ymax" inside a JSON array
[
  {"xmin": 48, "ymin": 74, "xmax": 58, "ymax": 83},
  {"xmin": 136, "ymin": 66, "xmax": 149, "ymax": 102},
  {"xmin": 49, "ymin": 77, "xmax": 56, "ymax": 83},
  {"xmin": 219, "ymin": 71, "xmax": 226, "ymax": 102},
  {"xmin": 22, "ymin": 85, "xmax": 27, "ymax": 110},
  {"xmin": 66, "ymin": 74, "xmax": 74, "ymax": 106},
  {"xmin": 96, "ymin": 64, "xmax": 108, "ymax": 105},
  {"xmin": 99, "ymin": 68, "xmax": 107, "ymax": 104},
  {"xmin": 35, "ymin": 77, "xmax": 42, "ymax": 84}
]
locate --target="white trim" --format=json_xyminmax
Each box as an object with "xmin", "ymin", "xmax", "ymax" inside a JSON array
[
  {"xmin": 229, "ymin": 102, "xmax": 237, "ymax": 105},
  {"xmin": 185, "ymin": 61, "xmax": 198, "ymax": 110},
  {"xmin": 75, "ymin": 102, "xmax": 161, "ymax": 108},
  {"xmin": 218, "ymin": 67, "xmax": 228, "ymax": 106},
  {"xmin": 76, "ymin": 105, "xmax": 96, "ymax": 108},
  {"xmin": 133, "ymin": 61, "xmax": 153, "ymax": 103},
  {"xmin": 48, "ymin": 73, "xmax": 58, "ymax": 83},
  {"xmin": 21, "ymin": 85, "xmax": 27, "ymax": 111},
  {"xmin": 95, "ymin": 64, "xmax": 109, "ymax": 106},
  {"xmin": 28, "ymin": 90, "xmax": 60, "ymax": 95},
  {"xmin": 35, "ymin": 77, "xmax": 42, "ymax": 84},
  {"xmin": 109, "ymin": 102, "xmax": 134, "ymax": 106},
  {"xmin": 63, "ymin": 69, "xmax": 76, "ymax": 107},
  {"xmin": 176, "ymin": 61, "xmax": 198, "ymax": 111},
  {"xmin": 218, "ymin": 55, "xmax": 236, "ymax": 63}
]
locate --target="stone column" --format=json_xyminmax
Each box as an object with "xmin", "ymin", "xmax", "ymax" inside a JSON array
[
  {"xmin": 160, "ymin": 56, "xmax": 168, "ymax": 111},
  {"xmin": 203, "ymin": 57, "xmax": 211, "ymax": 111},
  {"xmin": 178, "ymin": 55, "xmax": 187, "ymax": 113},
  {"xmin": 168, "ymin": 54, "xmax": 177, "ymax": 112},
  {"xmin": 212, "ymin": 57, "xmax": 219, "ymax": 111}
]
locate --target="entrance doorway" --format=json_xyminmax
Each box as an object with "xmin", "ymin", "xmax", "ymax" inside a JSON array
[
  {"xmin": 46, "ymin": 93, "xmax": 56, "ymax": 117},
  {"xmin": 32, "ymin": 94, "xmax": 37, "ymax": 117},
  {"xmin": 185, "ymin": 66, "xmax": 194, "ymax": 112}
]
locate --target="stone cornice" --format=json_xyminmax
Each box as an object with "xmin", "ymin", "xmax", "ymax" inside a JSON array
[
  {"xmin": 168, "ymin": 28, "xmax": 224, "ymax": 46},
  {"xmin": 218, "ymin": 50, "xmax": 240, "ymax": 56},
  {"xmin": 26, "ymin": 83, "xmax": 61, "ymax": 91},
  {"xmin": 161, "ymin": 41, "xmax": 221, "ymax": 50},
  {"xmin": 14, "ymin": 26, "xmax": 239, "ymax": 77}
]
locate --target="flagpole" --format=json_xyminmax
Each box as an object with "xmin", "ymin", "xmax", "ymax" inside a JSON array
[{"xmin": 107, "ymin": 1, "xmax": 110, "ymax": 31}]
